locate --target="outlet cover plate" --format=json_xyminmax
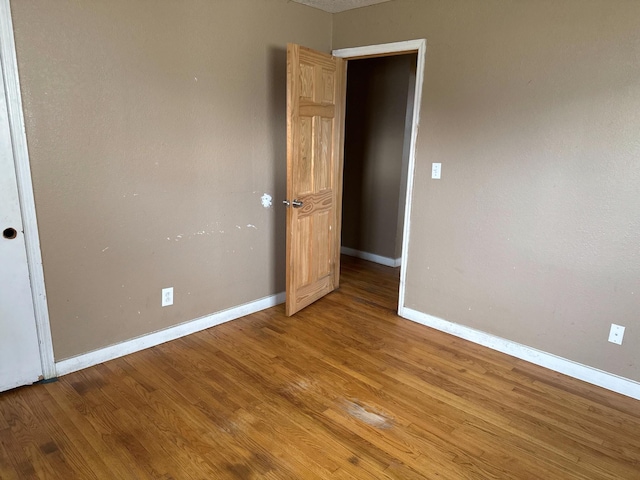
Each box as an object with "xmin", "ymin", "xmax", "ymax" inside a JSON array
[{"xmin": 162, "ymin": 287, "xmax": 174, "ymax": 307}]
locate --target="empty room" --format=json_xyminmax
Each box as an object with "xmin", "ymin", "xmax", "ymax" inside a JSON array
[{"xmin": 1, "ymin": 0, "xmax": 639, "ymax": 478}]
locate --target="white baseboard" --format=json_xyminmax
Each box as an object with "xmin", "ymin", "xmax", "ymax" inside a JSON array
[
  {"xmin": 341, "ymin": 246, "xmax": 401, "ymax": 268},
  {"xmin": 56, "ymin": 292, "xmax": 286, "ymax": 377},
  {"xmin": 400, "ymin": 307, "xmax": 640, "ymax": 401}
]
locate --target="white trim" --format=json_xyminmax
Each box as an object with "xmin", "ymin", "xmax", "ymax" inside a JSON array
[
  {"xmin": 56, "ymin": 292, "xmax": 286, "ymax": 377},
  {"xmin": 333, "ymin": 39, "xmax": 427, "ymax": 317},
  {"xmin": 341, "ymin": 246, "xmax": 401, "ymax": 267},
  {"xmin": 0, "ymin": 0, "xmax": 55, "ymax": 379},
  {"xmin": 332, "ymin": 39, "xmax": 425, "ymax": 59},
  {"xmin": 401, "ymin": 308, "xmax": 640, "ymax": 401}
]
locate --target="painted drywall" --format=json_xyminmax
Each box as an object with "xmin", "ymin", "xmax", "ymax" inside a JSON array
[
  {"xmin": 334, "ymin": 0, "xmax": 640, "ymax": 381},
  {"xmin": 341, "ymin": 55, "xmax": 413, "ymax": 260},
  {"xmin": 11, "ymin": 0, "xmax": 331, "ymax": 360}
]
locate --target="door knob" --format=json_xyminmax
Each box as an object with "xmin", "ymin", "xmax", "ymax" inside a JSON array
[
  {"xmin": 3, "ymin": 227, "xmax": 17, "ymax": 239},
  {"xmin": 283, "ymin": 200, "xmax": 303, "ymax": 208}
]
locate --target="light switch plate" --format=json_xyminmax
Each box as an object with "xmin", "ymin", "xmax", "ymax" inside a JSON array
[{"xmin": 432, "ymin": 163, "xmax": 441, "ymax": 179}]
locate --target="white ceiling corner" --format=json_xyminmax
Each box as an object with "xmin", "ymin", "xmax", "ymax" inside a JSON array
[{"xmin": 292, "ymin": 0, "xmax": 394, "ymax": 14}]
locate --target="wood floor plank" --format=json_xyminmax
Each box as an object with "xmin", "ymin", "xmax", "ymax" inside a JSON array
[
  {"xmin": 1, "ymin": 255, "xmax": 639, "ymax": 478},
  {"xmin": 0, "ymin": 426, "xmax": 32, "ymax": 480}
]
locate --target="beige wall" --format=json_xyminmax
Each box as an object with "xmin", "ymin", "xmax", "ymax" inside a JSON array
[
  {"xmin": 334, "ymin": 0, "xmax": 640, "ymax": 381},
  {"xmin": 341, "ymin": 55, "xmax": 413, "ymax": 260},
  {"xmin": 11, "ymin": 0, "xmax": 331, "ymax": 360},
  {"xmin": 11, "ymin": 0, "xmax": 640, "ymax": 384}
]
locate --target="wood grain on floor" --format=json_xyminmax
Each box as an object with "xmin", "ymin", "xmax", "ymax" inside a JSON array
[{"xmin": 1, "ymin": 256, "xmax": 639, "ymax": 479}]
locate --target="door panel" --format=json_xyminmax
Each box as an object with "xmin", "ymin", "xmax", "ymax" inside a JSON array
[
  {"xmin": 0, "ymin": 62, "xmax": 42, "ymax": 392},
  {"xmin": 285, "ymin": 44, "xmax": 346, "ymax": 316}
]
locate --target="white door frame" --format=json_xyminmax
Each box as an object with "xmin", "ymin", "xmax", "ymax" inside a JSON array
[
  {"xmin": 0, "ymin": 0, "xmax": 55, "ymax": 379},
  {"xmin": 332, "ymin": 39, "xmax": 426, "ymax": 317}
]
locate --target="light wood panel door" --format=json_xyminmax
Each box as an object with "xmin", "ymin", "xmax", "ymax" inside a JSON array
[{"xmin": 285, "ymin": 44, "xmax": 346, "ymax": 316}]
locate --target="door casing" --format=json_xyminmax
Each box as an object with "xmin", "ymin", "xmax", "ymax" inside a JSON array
[{"xmin": 332, "ymin": 39, "xmax": 427, "ymax": 317}]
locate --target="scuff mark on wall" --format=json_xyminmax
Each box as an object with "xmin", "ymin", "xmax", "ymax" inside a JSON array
[
  {"xmin": 261, "ymin": 193, "xmax": 272, "ymax": 208},
  {"xmin": 166, "ymin": 229, "xmax": 221, "ymax": 241}
]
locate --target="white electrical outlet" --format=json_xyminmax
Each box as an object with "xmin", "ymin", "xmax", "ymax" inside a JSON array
[
  {"xmin": 432, "ymin": 162, "xmax": 441, "ymax": 179},
  {"xmin": 162, "ymin": 287, "xmax": 174, "ymax": 307},
  {"xmin": 608, "ymin": 324, "xmax": 625, "ymax": 345}
]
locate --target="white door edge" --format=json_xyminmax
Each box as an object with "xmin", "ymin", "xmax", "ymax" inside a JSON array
[
  {"xmin": 0, "ymin": 0, "xmax": 55, "ymax": 379},
  {"xmin": 332, "ymin": 39, "xmax": 427, "ymax": 316}
]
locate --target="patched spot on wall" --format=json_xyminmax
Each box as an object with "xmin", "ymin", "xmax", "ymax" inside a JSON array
[{"xmin": 261, "ymin": 193, "xmax": 273, "ymax": 208}]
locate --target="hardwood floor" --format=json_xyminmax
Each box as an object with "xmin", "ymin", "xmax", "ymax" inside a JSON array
[{"xmin": 1, "ymin": 256, "xmax": 639, "ymax": 479}]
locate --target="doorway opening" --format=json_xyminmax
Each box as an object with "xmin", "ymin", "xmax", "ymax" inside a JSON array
[{"xmin": 333, "ymin": 40, "xmax": 426, "ymax": 316}]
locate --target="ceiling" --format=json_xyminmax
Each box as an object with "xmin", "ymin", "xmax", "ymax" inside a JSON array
[{"xmin": 292, "ymin": 0, "xmax": 393, "ymax": 14}]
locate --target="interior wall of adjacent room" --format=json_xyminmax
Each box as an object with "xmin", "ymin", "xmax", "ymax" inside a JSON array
[{"xmin": 341, "ymin": 54, "xmax": 414, "ymax": 261}]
